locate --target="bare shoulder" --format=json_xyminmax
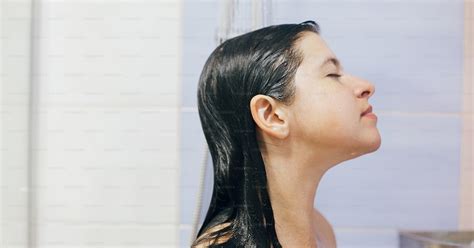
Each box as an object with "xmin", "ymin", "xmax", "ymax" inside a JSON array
[
  {"xmin": 313, "ymin": 208, "xmax": 337, "ymax": 247},
  {"xmin": 192, "ymin": 222, "xmax": 232, "ymax": 248}
]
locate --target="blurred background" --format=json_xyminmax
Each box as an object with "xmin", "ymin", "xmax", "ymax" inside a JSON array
[{"xmin": 1, "ymin": 0, "xmax": 472, "ymax": 247}]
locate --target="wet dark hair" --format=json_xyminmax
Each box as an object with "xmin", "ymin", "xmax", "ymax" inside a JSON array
[{"xmin": 193, "ymin": 20, "xmax": 320, "ymax": 247}]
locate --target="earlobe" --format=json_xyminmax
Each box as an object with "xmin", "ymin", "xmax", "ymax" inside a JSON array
[{"xmin": 271, "ymin": 120, "xmax": 289, "ymax": 139}]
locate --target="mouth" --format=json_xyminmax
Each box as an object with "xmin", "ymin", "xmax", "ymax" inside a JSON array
[
  {"xmin": 361, "ymin": 105, "xmax": 377, "ymax": 121},
  {"xmin": 361, "ymin": 105, "xmax": 373, "ymax": 117}
]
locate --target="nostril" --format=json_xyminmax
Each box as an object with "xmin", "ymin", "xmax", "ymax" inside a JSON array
[{"xmin": 361, "ymin": 90, "xmax": 371, "ymax": 97}]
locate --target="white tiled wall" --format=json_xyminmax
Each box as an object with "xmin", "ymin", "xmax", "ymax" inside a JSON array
[
  {"xmin": 34, "ymin": 1, "xmax": 181, "ymax": 246},
  {"xmin": 1, "ymin": 0, "xmax": 33, "ymax": 247},
  {"xmin": 1, "ymin": 0, "xmax": 182, "ymax": 247},
  {"xmin": 179, "ymin": 1, "xmax": 465, "ymax": 247}
]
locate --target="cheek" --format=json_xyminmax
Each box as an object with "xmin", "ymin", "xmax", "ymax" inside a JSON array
[
  {"xmin": 293, "ymin": 92, "xmax": 359, "ymax": 143},
  {"xmin": 328, "ymin": 94, "xmax": 361, "ymax": 136}
]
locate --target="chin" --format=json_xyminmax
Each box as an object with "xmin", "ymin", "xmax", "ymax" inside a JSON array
[
  {"xmin": 346, "ymin": 136, "xmax": 382, "ymax": 159},
  {"xmin": 362, "ymin": 127, "xmax": 382, "ymax": 151},
  {"xmin": 362, "ymin": 137, "xmax": 382, "ymax": 157}
]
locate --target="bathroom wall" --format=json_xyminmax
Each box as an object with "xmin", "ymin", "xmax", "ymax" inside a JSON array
[
  {"xmin": 179, "ymin": 1, "xmax": 219, "ymax": 246},
  {"xmin": 1, "ymin": 0, "xmax": 182, "ymax": 247},
  {"xmin": 1, "ymin": 0, "xmax": 33, "ymax": 246},
  {"xmin": 460, "ymin": 0, "xmax": 474, "ymax": 230},
  {"xmin": 179, "ymin": 0, "xmax": 466, "ymax": 247},
  {"xmin": 32, "ymin": 1, "xmax": 182, "ymax": 247}
]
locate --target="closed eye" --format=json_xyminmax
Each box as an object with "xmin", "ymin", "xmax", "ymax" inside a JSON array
[{"xmin": 327, "ymin": 73, "xmax": 341, "ymax": 78}]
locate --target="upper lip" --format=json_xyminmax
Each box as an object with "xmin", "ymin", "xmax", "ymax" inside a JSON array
[{"xmin": 361, "ymin": 105, "xmax": 373, "ymax": 116}]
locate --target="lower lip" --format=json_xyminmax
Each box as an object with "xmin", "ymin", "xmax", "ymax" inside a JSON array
[{"xmin": 362, "ymin": 113, "xmax": 377, "ymax": 120}]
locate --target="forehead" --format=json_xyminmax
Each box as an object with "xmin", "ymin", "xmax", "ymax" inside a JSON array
[{"xmin": 295, "ymin": 32, "xmax": 336, "ymax": 69}]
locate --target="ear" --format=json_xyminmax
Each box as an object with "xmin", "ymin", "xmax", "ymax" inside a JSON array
[{"xmin": 249, "ymin": 94, "xmax": 289, "ymax": 139}]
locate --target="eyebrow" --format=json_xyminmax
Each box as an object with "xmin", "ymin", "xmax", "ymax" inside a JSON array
[{"xmin": 320, "ymin": 57, "xmax": 343, "ymax": 71}]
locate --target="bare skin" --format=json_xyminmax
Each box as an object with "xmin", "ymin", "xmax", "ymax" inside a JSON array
[
  {"xmin": 249, "ymin": 31, "xmax": 381, "ymax": 247},
  {"xmin": 192, "ymin": 209, "xmax": 334, "ymax": 247}
]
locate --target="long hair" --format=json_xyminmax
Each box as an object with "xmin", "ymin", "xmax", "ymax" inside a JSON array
[{"xmin": 193, "ymin": 20, "xmax": 321, "ymax": 247}]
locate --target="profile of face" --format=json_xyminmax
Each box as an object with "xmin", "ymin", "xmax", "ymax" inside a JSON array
[{"xmin": 251, "ymin": 31, "xmax": 381, "ymax": 167}]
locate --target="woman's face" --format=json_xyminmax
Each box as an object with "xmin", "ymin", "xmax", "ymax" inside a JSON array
[{"xmin": 288, "ymin": 31, "xmax": 381, "ymax": 159}]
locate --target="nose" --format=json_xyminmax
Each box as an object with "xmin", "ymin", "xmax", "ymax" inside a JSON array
[{"xmin": 347, "ymin": 74, "xmax": 375, "ymax": 99}]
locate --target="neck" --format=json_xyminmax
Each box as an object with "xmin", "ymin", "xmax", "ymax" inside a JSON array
[{"xmin": 259, "ymin": 138, "xmax": 338, "ymax": 247}]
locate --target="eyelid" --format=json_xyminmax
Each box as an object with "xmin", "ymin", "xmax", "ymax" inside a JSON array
[{"xmin": 327, "ymin": 73, "xmax": 342, "ymax": 78}]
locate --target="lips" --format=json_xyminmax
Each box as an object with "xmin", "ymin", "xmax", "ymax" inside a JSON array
[{"xmin": 361, "ymin": 105, "xmax": 373, "ymax": 116}]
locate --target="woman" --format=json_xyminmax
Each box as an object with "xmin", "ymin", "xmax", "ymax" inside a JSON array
[{"xmin": 192, "ymin": 20, "xmax": 381, "ymax": 248}]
